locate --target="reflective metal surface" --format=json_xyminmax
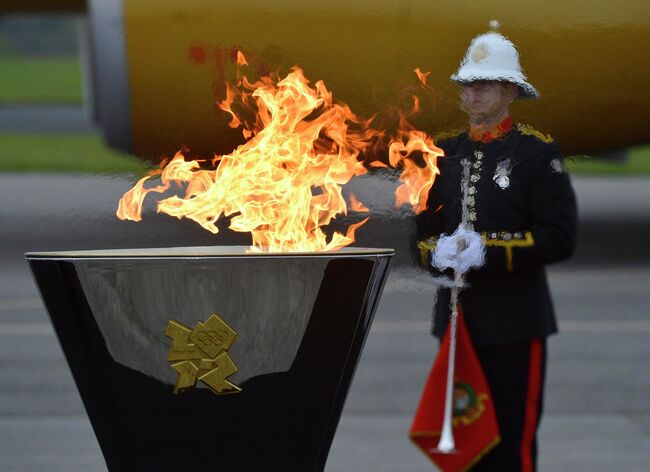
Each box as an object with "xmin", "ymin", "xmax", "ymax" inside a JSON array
[
  {"xmin": 72, "ymin": 256, "xmax": 328, "ymax": 385},
  {"xmin": 27, "ymin": 246, "xmax": 393, "ymax": 471}
]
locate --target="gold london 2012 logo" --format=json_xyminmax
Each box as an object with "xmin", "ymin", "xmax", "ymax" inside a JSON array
[{"xmin": 165, "ymin": 313, "xmax": 242, "ymax": 395}]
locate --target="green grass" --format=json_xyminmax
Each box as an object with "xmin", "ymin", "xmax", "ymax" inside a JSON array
[
  {"xmin": 0, "ymin": 133, "xmax": 150, "ymax": 174},
  {"xmin": 0, "ymin": 56, "xmax": 83, "ymax": 104},
  {"xmin": 566, "ymin": 146, "xmax": 650, "ymax": 175}
]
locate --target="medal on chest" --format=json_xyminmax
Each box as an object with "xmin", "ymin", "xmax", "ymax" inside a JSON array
[{"xmin": 493, "ymin": 158, "xmax": 513, "ymax": 189}]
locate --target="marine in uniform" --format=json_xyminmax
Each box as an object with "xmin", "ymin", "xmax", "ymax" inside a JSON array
[{"xmin": 415, "ymin": 31, "xmax": 577, "ymax": 470}]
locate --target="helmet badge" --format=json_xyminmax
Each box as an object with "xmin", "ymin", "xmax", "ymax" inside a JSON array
[{"xmin": 471, "ymin": 43, "xmax": 489, "ymax": 63}]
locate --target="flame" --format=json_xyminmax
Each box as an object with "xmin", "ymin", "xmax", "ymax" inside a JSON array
[
  {"xmin": 348, "ymin": 192, "xmax": 370, "ymax": 213},
  {"xmin": 235, "ymin": 50, "xmax": 248, "ymax": 66},
  {"xmin": 383, "ymin": 67, "xmax": 442, "ymax": 214},
  {"xmin": 118, "ymin": 62, "xmax": 381, "ymax": 252},
  {"xmin": 411, "ymin": 95, "xmax": 420, "ymax": 114},
  {"xmin": 368, "ymin": 160, "xmax": 388, "ymax": 168},
  {"xmin": 118, "ymin": 56, "xmax": 442, "ymax": 251},
  {"xmin": 388, "ymin": 115, "xmax": 443, "ymax": 215},
  {"xmin": 116, "ymin": 171, "xmax": 167, "ymax": 222},
  {"xmin": 219, "ymin": 82, "xmax": 243, "ymax": 129},
  {"xmin": 414, "ymin": 67, "xmax": 431, "ymax": 87}
]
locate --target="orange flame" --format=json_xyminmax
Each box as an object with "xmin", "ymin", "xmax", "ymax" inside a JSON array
[
  {"xmin": 348, "ymin": 192, "xmax": 370, "ymax": 213},
  {"xmin": 414, "ymin": 67, "xmax": 431, "ymax": 87},
  {"xmin": 368, "ymin": 160, "xmax": 388, "ymax": 168},
  {"xmin": 235, "ymin": 50, "xmax": 248, "ymax": 66},
  {"xmin": 219, "ymin": 83, "xmax": 243, "ymax": 129},
  {"xmin": 118, "ymin": 63, "xmax": 381, "ymax": 252},
  {"xmin": 411, "ymin": 95, "xmax": 420, "ymax": 114},
  {"xmin": 118, "ymin": 57, "xmax": 442, "ymax": 251},
  {"xmin": 388, "ymin": 115, "xmax": 443, "ymax": 215}
]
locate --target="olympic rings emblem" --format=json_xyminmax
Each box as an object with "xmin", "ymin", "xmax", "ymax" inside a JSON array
[{"xmin": 196, "ymin": 330, "xmax": 228, "ymax": 347}]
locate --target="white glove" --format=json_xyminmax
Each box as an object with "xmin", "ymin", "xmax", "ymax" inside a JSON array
[{"xmin": 431, "ymin": 225, "xmax": 486, "ymax": 273}]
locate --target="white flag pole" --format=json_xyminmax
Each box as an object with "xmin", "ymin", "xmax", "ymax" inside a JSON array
[
  {"xmin": 434, "ymin": 157, "xmax": 473, "ymax": 453},
  {"xmin": 435, "ymin": 270, "xmax": 462, "ymax": 452}
]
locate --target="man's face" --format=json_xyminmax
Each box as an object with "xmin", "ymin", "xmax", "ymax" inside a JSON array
[{"xmin": 459, "ymin": 81, "xmax": 518, "ymax": 124}]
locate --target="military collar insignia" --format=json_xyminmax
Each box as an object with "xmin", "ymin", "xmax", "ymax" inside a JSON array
[{"xmin": 469, "ymin": 116, "xmax": 513, "ymax": 143}]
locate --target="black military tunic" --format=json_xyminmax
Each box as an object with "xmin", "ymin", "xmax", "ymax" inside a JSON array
[
  {"xmin": 415, "ymin": 122, "xmax": 578, "ymax": 347},
  {"xmin": 414, "ymin": 122, "xmax": 577, "ymax": 470}
]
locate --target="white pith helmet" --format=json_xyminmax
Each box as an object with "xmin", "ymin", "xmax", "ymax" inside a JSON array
[{"xmin": 451, "ymin": 23, "xmax": 539, "ymax": 99}]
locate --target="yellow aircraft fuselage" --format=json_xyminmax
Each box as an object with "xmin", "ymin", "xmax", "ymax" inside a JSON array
[{"xmin": 6, "ymin": 0, "xmax": 650, "ymax": 157}]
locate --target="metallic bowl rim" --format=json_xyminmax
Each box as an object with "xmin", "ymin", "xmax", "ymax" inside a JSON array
[{"xmin": 25, "ymin": 245, "xmax": 394, "ymax": 260}]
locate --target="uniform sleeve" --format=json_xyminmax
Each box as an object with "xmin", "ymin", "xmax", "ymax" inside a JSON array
[{"xmin": 479, "ymin": 145, "xmax": 577, "ymax": 274}]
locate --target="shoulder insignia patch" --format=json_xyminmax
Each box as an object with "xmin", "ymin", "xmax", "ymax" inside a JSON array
[
  {"xmin": 433, "ymin": 129, "xmax": 464, "ymax": 142},
  {"xmin": 549, "ymin": 158, "xmax": 565, "ymax": 174},
  {"xmin": 516, "ymin": 123, "xmax": 554, "ymax": 144}
]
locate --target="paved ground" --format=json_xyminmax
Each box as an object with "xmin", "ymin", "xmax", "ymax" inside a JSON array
[
  {"xmin": 0, "ymin": 105, "xmax": 95, "ymax": 134},
  {"xmin": 0, "ymin": 173, "xmax": 649, "ymax": 471}
]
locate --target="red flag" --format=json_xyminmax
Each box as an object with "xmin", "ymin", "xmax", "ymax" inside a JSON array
[{"xmin": 410, "ymin": 307, "xmax": 500, "ymax": 471}]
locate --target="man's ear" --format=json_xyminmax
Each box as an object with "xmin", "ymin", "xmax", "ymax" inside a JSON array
[{"xmin": 505, "ymin": 83, "xmax": 519, "ymax": 101}]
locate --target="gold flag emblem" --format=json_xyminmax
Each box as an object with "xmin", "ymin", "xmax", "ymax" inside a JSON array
[{"xmin": 165, "ymin": 313, "xmax": 242, "ymax": 395}]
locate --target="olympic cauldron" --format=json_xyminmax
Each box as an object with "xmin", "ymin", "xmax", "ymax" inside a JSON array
[{"xmin": 26, "ymin": 245, "xmax": 393, "ymax": 471}]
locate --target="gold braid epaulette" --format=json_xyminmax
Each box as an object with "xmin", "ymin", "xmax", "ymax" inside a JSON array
[
  {"xmin": 433, "ymin": 129, "xmax": 464, "ymax": 142},
  {"xmin": 515, "ymin": 123, "xmax": 554, "ymax": 144}
]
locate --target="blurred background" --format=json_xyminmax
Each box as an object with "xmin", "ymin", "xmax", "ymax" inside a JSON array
[{"xmin": 0, "ymin": 6, "xmax": 648, "ymax": 471}]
